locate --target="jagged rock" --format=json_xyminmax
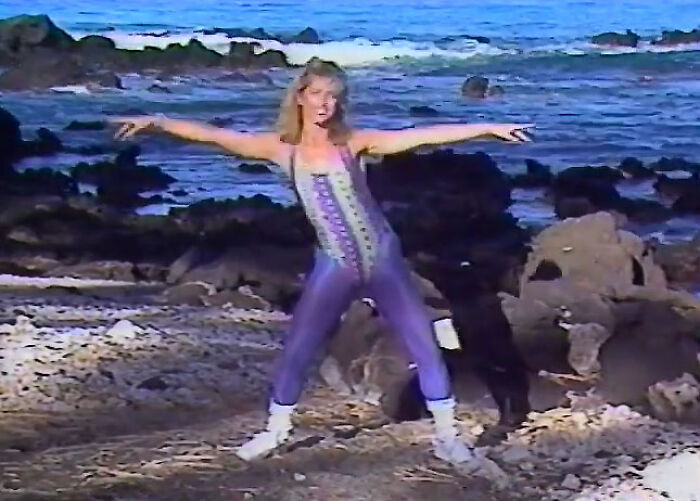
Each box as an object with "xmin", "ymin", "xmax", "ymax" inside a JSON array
[
  {"xmin": 591, "ymin": 30, "xmax": 640, "ymax": 47},
  {"xmin": 174, "ymin": 245, "xmax": 308, "ymax": 307},
  {"xmin": 21, "ymin": 128, "xmax": 62, "ymax": 157},
  {"xmin": 511, "ymin": 159, "xmax": 553, "ymax": 188},
  {"xmin": 461, "ymin": 75, "xmax": 490, "ymax": 98},
  {"xmin": 647, "ymin": 373, "xmax": 700, "ymax": 424},
  {"xmin": 238, "ymin": 162, "xmax": 271, "ymax": 174},
  {"xmin": 653, "ymin": 28, "xmax": 700, "ymax": 46},
  {"xmin": 225, "ymin": 41, "xmax": 289, "ymax": 68},
  {"xmin": 500, "ymin": 212, "xmax": 700, "ymax": 412},
  {"xmin": 551, "ymin": 166, "xmax": 623, "ymax": 218},
  {"xmin": 409, "ymin": 105, "xmax": 439, "ymax": 117},
  {"xmin": 76, "ymin": 34, "xmax": 116, "ymax": 51},
  {"xmin": 564, "ymin": 323, "xmax": 612, "ymax": 377},
  {"xmin": 618, "ymin": 157, "xmax": 654, "ymax": 179},
  {"xmin": 64, "ymin": 120, "xmax": 106, "ymax": 131},
  {"xmin": 519, "ymin": 212, "xmax": 667, "ymax": 297},
  {"xmin": 71, "ymin": 146, "xmax": 176, "ymax": 193},
  {"xmin": 649, "ymin": 156, "xmax": 700, "ymax": 173},
  {"xmin": 0, "ymin": 55, "xmax": 123, "ymax": 91},
  {"xmin": 0, "ymin": 14, "xmax": 75, "ymax": 59},
  {"xmin": 650, "ymin": 235, "xmax": 700, "ymax": 286},
  {"xmin": 162, "ymin": 281, "xmax": 216, "ymax": 305},
  {"xmin": 287, "ymin": 27, "xmax": 320, "ymax": 44},
  {"xmin": 0, "ymin": 168, "xmax": 77, "ymax": 197}
]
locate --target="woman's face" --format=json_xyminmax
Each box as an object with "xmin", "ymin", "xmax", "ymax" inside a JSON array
[{"xmin": 297, "ymin": 75, "xmax": 342, "ymax": 126}]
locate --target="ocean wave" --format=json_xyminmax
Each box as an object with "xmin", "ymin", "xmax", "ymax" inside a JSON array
[
  {"xmin": 68, "ymin": 29, "xmax": 507, "ymax": 66},
  {"xmin": 66, "ymin": 27, "xmax": 700, "ymax": 70},
  {"xmin": 531, "ymin": 40, "xmax": 700, "ymax": 57}
]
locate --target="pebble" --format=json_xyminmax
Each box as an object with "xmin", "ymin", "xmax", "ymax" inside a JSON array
[{"xmin": 562, "ymin": 474, "xmax": 582, "ymax": 490}]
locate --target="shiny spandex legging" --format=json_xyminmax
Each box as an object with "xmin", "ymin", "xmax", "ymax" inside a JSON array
[{"xmin": 272, "ymin": 234, "xmax": 452, "ymax": 406}]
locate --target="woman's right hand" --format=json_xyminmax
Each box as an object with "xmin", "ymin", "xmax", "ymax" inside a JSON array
[{"xmin": 109, "ymin": 115, "xmax": 164, "ymax": 140}]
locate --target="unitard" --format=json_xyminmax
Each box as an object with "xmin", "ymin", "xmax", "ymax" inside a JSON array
[{"xmin": 271, "ymin": 145, "xmax": 452, "ymax": 406}]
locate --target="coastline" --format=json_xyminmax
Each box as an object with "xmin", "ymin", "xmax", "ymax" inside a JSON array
[{"xmin": 1, "ymin": 10, "xmax": 700, "ymax": 500}]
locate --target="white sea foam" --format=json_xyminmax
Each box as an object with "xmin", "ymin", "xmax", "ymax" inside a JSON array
[
  {"xmin": 0, "ymin": 274, "xmax": 149, "ymax": 288},
  {"xmin": 533, "ymin": 40, "xmax": 700, "ymax": 57},
  {"xmin": 49, "ymin": 85, "xmax": 92, "ymax": 95},
  {"xmin": 69, "ymin": 29, "xmax": 506, "ymax": 66}
]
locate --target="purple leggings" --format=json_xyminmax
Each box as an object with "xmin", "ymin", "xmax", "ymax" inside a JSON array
[{"xmin": 272, "ymin": 233, "xmax": 452, "ymax": 405}]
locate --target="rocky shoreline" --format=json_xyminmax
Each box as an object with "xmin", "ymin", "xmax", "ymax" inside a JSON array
[
  {"xmin": 1, "ymin": 64, "xmax": 700, "ymax": 498},
  {"xmin": 0, "ymin": 276, "xmax": 698, "ymax": 500},
  {"xmin": 0, "ymin": 14, "xmax": 294, "ymax": 91}
]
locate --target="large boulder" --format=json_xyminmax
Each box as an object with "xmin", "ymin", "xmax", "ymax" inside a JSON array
[
  {"xmin": 518, "ymin": 211, "xmax": 666, "ymax": 297},
  {"xmin": 499, "ymin": 212, "xmax": 700, "ymax": 419},
  {"xmin": 0, "ymin": 14, "xmax": 75, "ymax": 60},
  {"xmin": 551, "ymin": 165, "xmax": 623, "ymax": 218},
  {"xmin": 461, "ymin": 75, "xmax": 490, "ymax": 98},
  {"xmin": 167, "ymin": 244, "xmax": 311, "ymax": 309}
]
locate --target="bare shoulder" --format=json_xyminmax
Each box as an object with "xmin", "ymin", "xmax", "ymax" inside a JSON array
[{"xmin": 347, "ymin": 129, "xmax": 381, "ymax": 156}]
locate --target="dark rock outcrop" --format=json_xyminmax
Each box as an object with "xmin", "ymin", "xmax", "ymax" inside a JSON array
[
  {"xmin": 591, "ymin": 30, "xmax": 641, "ymax": 47},
  {"xmin": 461, "ymin": 75, "xmax": 490, "ymax": 98},
  {"xmin": 287, "ymin": 27, "xmax": 320, "ymax": 44},
  {"xmin": 71, "ymin": 145, "xmax": 176, "ymax": 193},
  {"xmin": 409, "ymin": 105, "xmax": 439, "ymax": 117},
  {"xmin": 0, "ymin": 14, "xmax": 291, "ymax": 91},
  {"xmin": 511, "ymin": 159, "xmax": 553, "ymax": 188},
  {"xmin": 653, "ymin": 29, "xmax": 700, "ymax": 46},
  {"xmin": 500, "ymin": 212, "xmax": 700, "ymax": 419}
]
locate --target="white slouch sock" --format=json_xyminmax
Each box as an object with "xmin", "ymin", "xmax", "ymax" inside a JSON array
[{"xmin": 235, "ymin": 401, "xmax": 295, "ymax": 461}]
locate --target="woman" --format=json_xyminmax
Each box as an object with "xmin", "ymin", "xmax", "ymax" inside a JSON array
[{"xmin": 111, "ymin": 57, "xmax": 533, "ymax": 464}]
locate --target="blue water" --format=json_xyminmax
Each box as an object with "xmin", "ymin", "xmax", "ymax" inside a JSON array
[
  {"xmin": 0, "ymin": 1, "xmax": 699, "ymax": 237},
  {"xmin": 3, "ymin": 0, "xmax": 699, "ymax": 43}
]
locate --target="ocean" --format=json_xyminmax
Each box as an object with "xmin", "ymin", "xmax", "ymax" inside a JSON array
[{"xmin": 1, "ymin": 0, "xmax": 699, "ymax": 238}]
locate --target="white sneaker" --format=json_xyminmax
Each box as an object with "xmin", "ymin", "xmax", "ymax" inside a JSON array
[
  {"xmin": 235, "ymin": 429, "xmax": 290, "ymax": 461},
  {"xmin": 432, "ymin": 435, "xmax": 475, "ymax": 464}
]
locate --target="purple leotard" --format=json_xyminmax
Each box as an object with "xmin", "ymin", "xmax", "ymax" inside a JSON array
[{"xmin": 270, "ymin": 144, "xmax": 452, "ymax": 406}]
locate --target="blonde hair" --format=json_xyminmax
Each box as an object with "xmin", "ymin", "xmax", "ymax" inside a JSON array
[{"xmin": 276, "ymin": 57, "xmax": 351, "ymax": 145}]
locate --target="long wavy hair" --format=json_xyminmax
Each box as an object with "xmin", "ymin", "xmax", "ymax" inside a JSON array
[{"xmin": 276, "ymin": 57, "xmax": 351, "ymax": 145}]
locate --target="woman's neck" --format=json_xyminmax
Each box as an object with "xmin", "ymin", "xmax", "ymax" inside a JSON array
[{"xmin": 299, "ymin": 122, "xmax": 333, "ymax": 148}]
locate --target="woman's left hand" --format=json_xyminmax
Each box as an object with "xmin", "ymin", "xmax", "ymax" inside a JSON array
[{"xmin": 488, "ymin": 124, "xmax": 534, "ymax": 142}]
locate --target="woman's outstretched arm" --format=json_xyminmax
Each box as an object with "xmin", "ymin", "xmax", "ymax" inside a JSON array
[
  {"xmin": 350, "ymin": 123, "xmax": 534, "ymax": 156},
  {"xmin": 109, "ymin": 116, "xmax": 283, "ymax": 162}
]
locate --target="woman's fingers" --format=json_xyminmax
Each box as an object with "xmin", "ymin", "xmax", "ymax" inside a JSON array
[
  {"xmin": 110, "ymin": 117, "xmax": 151, "ymax": 140},
  {"xmin": 512, "ymin": 129, "xmax": 532, "ymax": 142},
  {"xmin": 115, "ymin": 123, "xmax": 132, "ymax": 139}
]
